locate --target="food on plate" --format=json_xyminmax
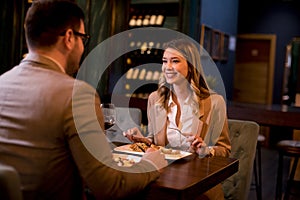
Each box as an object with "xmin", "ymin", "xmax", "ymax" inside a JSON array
[
  {"xmin": 129, "ymin": 142, "xmax": 181, "ymax": 156},
  {"xmin": 160, "ymin": 147, "xmax": 181, "ymax": 155},
  {"xmin": 130, "ymin": 142, "xmax": 149, "ymax": 152},
  {"xmin": 114, "ymin": 144, "xmax": 192, "ymax": 160},
  {"xmin": 113, "ymin": 154, "xmax": 138, "ymax": 167},
  {"xmin": 131, "ymin": 136, "xmax": 152, "ymax": 146},
  {"xmin": 129, "ymin": 142, "xmax": 160, "ymax": 152}
]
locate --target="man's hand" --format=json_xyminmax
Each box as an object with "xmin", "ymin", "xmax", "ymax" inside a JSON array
[{"xmin": 142, "ymin": 149, "xmax": 167, "ymax": 171}]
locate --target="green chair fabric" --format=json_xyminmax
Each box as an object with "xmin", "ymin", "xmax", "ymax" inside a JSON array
[{"xmin": 222, "ymin": 119, "xmax": 260, "ymax": 200}]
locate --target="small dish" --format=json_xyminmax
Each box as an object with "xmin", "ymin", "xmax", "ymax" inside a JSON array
[{"xmin": 112, "ymin": 153, "xmax": 141, "ymax": 167}]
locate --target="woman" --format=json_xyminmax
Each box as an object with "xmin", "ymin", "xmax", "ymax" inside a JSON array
[
  {"xmin": 124, "ymin": 38, "xmax": 231, "ymax": 199},
  {"xmin": 125, "ymin": 38, "xmax": 230, "ymax": 157}
]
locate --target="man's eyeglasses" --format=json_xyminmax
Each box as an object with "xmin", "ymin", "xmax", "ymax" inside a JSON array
[{"xmin": 73, "ymin": 30, "xmax": 90, "ymax": 46}]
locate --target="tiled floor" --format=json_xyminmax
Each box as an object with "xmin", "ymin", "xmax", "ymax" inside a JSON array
[{"xmin": 248, "ymin": 146, "xmax": 293, "ymax": 200}]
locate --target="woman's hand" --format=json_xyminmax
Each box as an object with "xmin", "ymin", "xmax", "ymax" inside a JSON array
[
  {"xmin": 190, "ymin": 136, "xmax": 205, "ymax": 149},
  {"xmin": 123, "ymin": 127, "xmax": 152, "ymax": 146},
  {"xmin": 188, "ymin": 136, "xmax": 211, "ymax": 157}
]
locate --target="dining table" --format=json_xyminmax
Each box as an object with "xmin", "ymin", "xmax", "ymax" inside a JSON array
[
  {"xmin": 107, "ymin": 121, "xmax": 239, "ymax": 199},
  {"xmin": 227, "ymin": 102, "xmax": 300, "ymax": 147},
  {"xmin": 111, "ymin": 145, "xmax": 239, "ymax": 200},
  {"xmin": 227, "ymin": 102, "xmax": 300, "ymax": 130},
  {"xmin": 140, "ymin": 154, "xmax": 239, "ymax": 200}
]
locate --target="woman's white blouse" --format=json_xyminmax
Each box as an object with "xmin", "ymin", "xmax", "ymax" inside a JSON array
[{"xmin": 166, "ymin": 94, "xmax": 200, "ymax": 150}]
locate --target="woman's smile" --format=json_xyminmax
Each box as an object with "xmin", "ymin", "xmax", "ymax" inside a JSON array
[{"xmin": 165, "ymin": 70, "xmax": 177, "ymax": 79}]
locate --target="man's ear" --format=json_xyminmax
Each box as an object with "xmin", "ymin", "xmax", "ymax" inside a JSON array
[{"xmin": 62, "ymin": 29, "xmax": 74, "ymax": 50}]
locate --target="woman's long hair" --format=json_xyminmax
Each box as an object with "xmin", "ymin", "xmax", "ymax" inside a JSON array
[{"xmin": 157, "ymin": 38, "xmax": 211, "ymax": 110}]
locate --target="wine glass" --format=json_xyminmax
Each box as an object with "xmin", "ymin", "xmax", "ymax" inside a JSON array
[{"xmin": 100, "ymin": 103, "xmax": 116, "ymax": 131}]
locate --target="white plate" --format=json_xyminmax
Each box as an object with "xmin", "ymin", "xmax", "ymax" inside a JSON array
[
  {"xmin": 112, "ymin": 153, "xmax": 141, "ymax": 167},
  {"xmin": 113, "ymin": 144, "xmax": 192, "ymax": 160}
]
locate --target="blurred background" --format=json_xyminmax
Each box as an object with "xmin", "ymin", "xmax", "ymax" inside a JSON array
[
  {"xmin": 1, "ymin": 0, "xmax": 300, "ymax": 143},
  {"xmin": 2, "ymin": 1, "xmax": 300, "ymax": 199}
]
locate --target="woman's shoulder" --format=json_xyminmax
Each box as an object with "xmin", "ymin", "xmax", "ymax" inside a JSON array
[
  {"xmin": 210, "ymin": 93, "xmax": 226, "ymax": 109},
  {"xmin": 148, "ymin": 91, "xmax": 159, "ymax": 100},
  {"xmin": 207, "ymin": 93, "xmax": 226, "ymax": 107},
  {"xmin": 148, "ymin": 91, "xmax": 161, "ymax": 107},
  {"xmin": 210, "ymin": 92, "xmax": 225, "ymax": 100}
]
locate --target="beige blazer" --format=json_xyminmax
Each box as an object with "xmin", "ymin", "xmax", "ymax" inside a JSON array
[
  {"xmin": 147, "ymin": 91, "xmax": 231, "ymax": 157},
  {"xmin": 0, "ymin": 54, "xmax": 160, "ymax": 200}
]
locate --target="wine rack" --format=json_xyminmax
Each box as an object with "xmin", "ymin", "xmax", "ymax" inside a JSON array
[{"xmin": 117, "ymin": 0, "xmax": 180, "ymax": 98}]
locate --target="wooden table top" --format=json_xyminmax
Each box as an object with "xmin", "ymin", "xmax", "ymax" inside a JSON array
[
  {"xmin": 227, "ymin": 102, "xmax": 300, "ymax": 130},
  {"xmin": 143, "ymin": 154, "xmax": 239, "ymax": 199},
  {"xmin": 112, "ymin": 96, "xmax": 300, "ymax": 129}
]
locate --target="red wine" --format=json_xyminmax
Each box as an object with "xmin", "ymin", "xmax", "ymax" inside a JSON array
[{"xmin": 104, "ymin": 122, "xmax": 114, "ymax": 130}]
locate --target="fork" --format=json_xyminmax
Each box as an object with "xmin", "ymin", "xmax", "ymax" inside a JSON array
[
  {"xmin": 168, "ymin": 127, "xmax": 194, "ymax": 152},
  {"xmin": 167, "ymin": 127, "xmax": 183, "ymax": 149}
]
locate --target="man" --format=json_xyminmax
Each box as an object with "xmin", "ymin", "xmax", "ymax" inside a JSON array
[{"xmin": 0, "ymin": 1, "xmax": 167, "ymax": 199}]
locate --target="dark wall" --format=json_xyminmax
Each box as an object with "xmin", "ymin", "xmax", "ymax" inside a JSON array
[
  {"xmin": 0, "ymin": 0, "xmax": 27, "ymax": 74},
  {"xmin": 238, "ymin": 0, "xmax": 300, "ymax": 104},
  {"xmin": 200, "ymin": 0, "xmax": 239, "ymax": 101},
  {"xmin": 0, "ymin": 0, "xmax": 238, "ymax": 103},
  {"xmin": 4, "ymin": 0, "xmax": 298, "ymax": 105}
]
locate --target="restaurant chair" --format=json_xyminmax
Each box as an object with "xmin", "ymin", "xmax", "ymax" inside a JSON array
[
  {"xmin": 222, "ymin": 119, "xmax": 259, "ymax": 200},
  {"xmin": 106, "ymin": 107, "xmax": 142, "ymax": 145},
  {"xmin": 275, "ymin": 140, "xmax": 300, "ymax": 200},
  {"xmin": 252, "ymin": 134, "xmax": 265, "ymax": 200},
  {"xmin": 0, "ymin": 163, "xmax": 23, "ymax": 200},
  {"xmin": 115, "ymin": 107, "xmax": 142, "ymax": 130}
]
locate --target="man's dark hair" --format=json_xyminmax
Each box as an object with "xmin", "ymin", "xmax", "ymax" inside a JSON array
[{"xmin": 25, "ymin": 0, "xmax": 85, "ymax": 48}]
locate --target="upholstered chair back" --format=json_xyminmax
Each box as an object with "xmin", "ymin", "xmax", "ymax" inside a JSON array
[
  {"xmin": 106, "ymin": 107, "xmax": 142, "ymax": 144},
  {"xmin": 0, "ymin": 163, "xmax": 23, "ymax": 200},
  {"xmin": 222, "ymin": 119, "xmax": 260, "ymax": 200},
  {"xmin": 115, "ymin": 107, "xmax": 142, "ymax": 131}
]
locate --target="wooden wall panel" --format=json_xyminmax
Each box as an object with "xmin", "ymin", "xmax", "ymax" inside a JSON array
[
  {"xmin": 234, "ymin": 62, "xmax": 269, "ymax": 104},
  {"xmin": 233, "ymin": 34, "xmax": 276, "ymax": 105}
]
